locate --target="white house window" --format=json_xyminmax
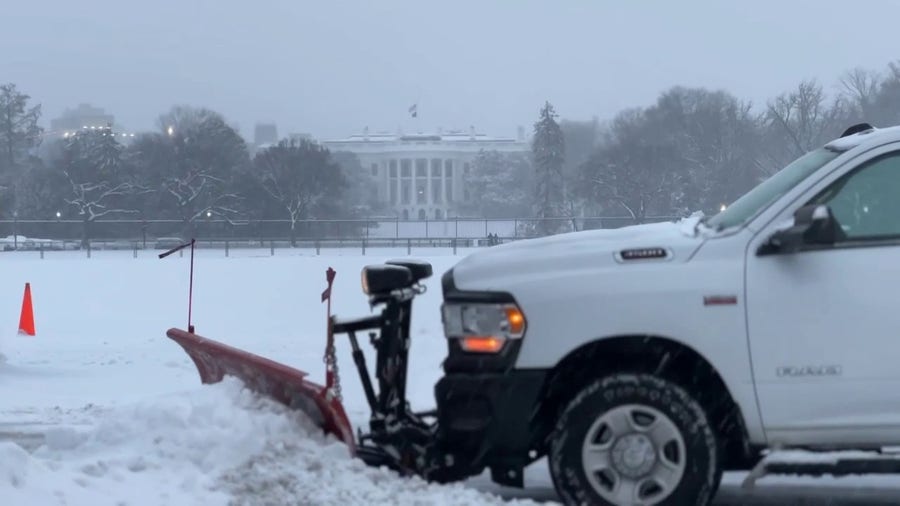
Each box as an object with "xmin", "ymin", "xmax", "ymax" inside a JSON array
[
  {"xmin": 444, "ymin": 162, "xmax": 453, "ymax": 203},
  {"xmin": 389, "ymin": 160, "xmax": 398, "ymax": 204},
  {"xmin": 431, "ymin": 159, "xmax": 442, "ymax": 204},
  {"xmin": 401, "ymin": 160, "xmax": 412, "ymax": 205},
  {"xmin": 416, "ymin": 159, "xmax": 428, "ymax": 205}
]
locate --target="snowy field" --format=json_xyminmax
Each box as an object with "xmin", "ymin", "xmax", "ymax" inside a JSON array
[{"xmin": 2, "ymin": 247, "xmax": 900, "ymax": 505}]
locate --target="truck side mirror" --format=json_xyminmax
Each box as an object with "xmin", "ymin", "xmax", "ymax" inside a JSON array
[{"xmin": 757, "ymin": 204, "xmax": 841, "ymax": 255}]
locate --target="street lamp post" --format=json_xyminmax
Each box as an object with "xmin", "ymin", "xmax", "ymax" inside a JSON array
[
  {"xmin": 205, "ymin": 210, "xmax": 212, "ymax": 242},
  {"xmin": 142, "ymin": 217, "xmax": 148, "ymax": 250}
]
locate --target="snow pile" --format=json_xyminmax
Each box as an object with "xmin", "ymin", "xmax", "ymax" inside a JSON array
[
  {"xmin": 1, "ymin": 442, "xmax": 48, "ymax": 504},
  {"xmin": 1, "ymin": 377, "xmax": 538, "ymax": 505}
]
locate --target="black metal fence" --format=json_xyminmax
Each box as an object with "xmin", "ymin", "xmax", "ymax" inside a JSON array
[{"xmin": 0, "ymin": 216, "xmax": 678, "ymax": 252}]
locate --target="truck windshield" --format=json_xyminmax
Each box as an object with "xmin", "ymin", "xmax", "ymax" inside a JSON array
[{"xmin": 705, "ymin": 147, "xmax": 842, "ymax": 230}]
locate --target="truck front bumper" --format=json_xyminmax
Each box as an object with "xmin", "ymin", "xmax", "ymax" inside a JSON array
[{"xmin": 433, "ymin": 369, "xmax": 547, "ymax": 487}]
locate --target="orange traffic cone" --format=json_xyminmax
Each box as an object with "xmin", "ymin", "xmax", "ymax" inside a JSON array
[{"xmin": 18, "ymin": 282, "xmax": 35, "ymax": 336}]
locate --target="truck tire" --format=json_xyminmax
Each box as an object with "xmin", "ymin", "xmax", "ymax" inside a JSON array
[{"xmin": 548, "ymin": 373, "xmax": 720, "ymax": 506}]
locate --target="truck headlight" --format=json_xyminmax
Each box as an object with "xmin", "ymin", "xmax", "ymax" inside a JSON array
[{"xmin": 441, "ymin": 302, "xmax": 526, "ymax": 353}]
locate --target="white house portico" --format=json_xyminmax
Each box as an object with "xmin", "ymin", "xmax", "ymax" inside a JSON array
[{"xmin": 322, "ymin": 128, "xmax": 529, "ymax": 219}]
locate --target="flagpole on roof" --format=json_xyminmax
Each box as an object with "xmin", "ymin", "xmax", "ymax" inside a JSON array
[{"xmin": 409, "ymin": 85, "xmax": 420, "ymax": 126}]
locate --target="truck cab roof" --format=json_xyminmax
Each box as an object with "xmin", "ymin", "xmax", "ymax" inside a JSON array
[{"xmin": 825, "ymin": 123, "xmax": 900, "ymax": 152}]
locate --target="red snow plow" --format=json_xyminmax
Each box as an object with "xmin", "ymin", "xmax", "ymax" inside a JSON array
[
  {"xmin": 165, "ymin": 328, "xmax": 356, "ymax": 449},
  {"xmin": 160, "ymin": 240, "xmax": 467, "ymax": 481}
]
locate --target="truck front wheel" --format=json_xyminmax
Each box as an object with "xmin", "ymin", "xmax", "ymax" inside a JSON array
[{"xmin": 548, "ymin": 373, "xmax": 720, "ymax": 506}]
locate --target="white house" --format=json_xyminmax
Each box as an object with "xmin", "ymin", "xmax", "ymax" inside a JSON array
[{"xmin": 322, "ymin": 128, "xmax": 529, "ymax": 220}]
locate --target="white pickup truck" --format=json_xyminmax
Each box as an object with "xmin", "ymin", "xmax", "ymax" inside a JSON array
[{"xmin": 432, "ymin": 122, "xmax": 900, "ymax": 505}]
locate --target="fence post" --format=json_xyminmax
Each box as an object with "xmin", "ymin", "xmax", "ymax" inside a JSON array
[
  {"xmin": 86, "ymin": 241, "xmax": 91, "ymax": 259},
  {"xmin": 225, "ymin": 240, "xmax": 229, "ymax": 257},
  {"xmin": 452, "ymin": 238, "xmax": 456, "ymax": 255},
  {"xmin": 270, "ymin": 240, "xmax": 275, "ymax": 256},
  {"xmin": 133, "ymin": 244, "xmax": 138, "ymax": 259},
  {"xmin": 40, "ymin": 244, "xmax": 44, "ymax": 259},
  {"xmin": 362, "ymin": 239, "xmax": 366, "ymax": 256},
  {"xmin": 316, "ymin": 240, "xmax": 320, "ymax": 255},
  {"xmin": 407, "ymin": 238, "xmax": 411, "ymax": 255}
]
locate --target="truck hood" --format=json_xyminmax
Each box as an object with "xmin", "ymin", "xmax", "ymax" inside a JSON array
[{"xmin": 450, "ymin": 218, "xmax": 706, "ymax": 292}]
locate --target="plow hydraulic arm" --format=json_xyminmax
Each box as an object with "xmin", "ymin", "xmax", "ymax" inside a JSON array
[{"xmin": 331, "ymin": 260, "xmax": 461, "ymax": 481}]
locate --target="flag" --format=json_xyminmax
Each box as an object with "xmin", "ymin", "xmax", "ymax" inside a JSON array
[
  {"xmin": 408, "ymin": 103, "xmax": 417, "ymax": 118},
  {"xmin": 322, "ymin": 267, "xmax": 336, "ymax": 302}
]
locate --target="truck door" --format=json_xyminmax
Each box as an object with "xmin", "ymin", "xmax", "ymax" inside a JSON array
[{"xmin": 746, "ymin": 146, "xmax": 900, "ymax": 446}]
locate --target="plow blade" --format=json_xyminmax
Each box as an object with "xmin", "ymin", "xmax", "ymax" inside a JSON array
[{"xmin": 166, "ymin": 328, "xmax": 356, "ymax": 452}]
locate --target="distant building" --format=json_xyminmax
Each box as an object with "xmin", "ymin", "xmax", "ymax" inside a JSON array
[
  {"xmin": 322, "ymin": 127, "xmax": 529, "ymax": 219},
  {"xmin": 254, "ymin": 123, "xmax": 278, "ymax": 145},
  {"xmin": 287, "ymin": 132, "xmax": 313, "ymax": 143},
  {"xmin": 48, "ymin": 103, "xmax": 136, "ymax": 143},
  {"xmin": 50, "ymin": 104, "xmax": 114, "ymax": 137},
  {"xmin": 246, "ymin": 122, "xmax": 281, "ymax": 155}
]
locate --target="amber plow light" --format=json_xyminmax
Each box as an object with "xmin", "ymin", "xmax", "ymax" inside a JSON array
[{"xmin": 460, "ymin": 336, "xmax": 506, "ymax": 353}]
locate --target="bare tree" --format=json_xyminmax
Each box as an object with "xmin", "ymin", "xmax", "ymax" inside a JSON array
[
  {"xmin": 651, "ymin": 86, "xmax": 765, "ymax": 212},
  {"xmin": 459, "ymin": 149, "xmax": 532, "ymax": 218},
  {"xmin": 764, "ymin": 79, "xmax": 848, "ymax": 167},
  {"xmin": 130, "ymin": 106, "xmax": 249, "ymax": 239},
  {"xmin": 871, "ymin": 61, "xmax": 900, "ymax": 126},
  {"xmin": 839, "ymin": 67, "xmax": 881, "ymax": 122},
  {"xmin": 578, "ymin": 108, "xmax": 687, "ymax": 224},
  {"xmin": 252, "ymin": 138, "xmax": 345, "ymax": 245}
]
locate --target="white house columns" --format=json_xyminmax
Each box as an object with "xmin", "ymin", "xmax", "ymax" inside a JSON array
[{"xmin": 386, "ymin": 157, "xmax": 455, "ymax": 219}]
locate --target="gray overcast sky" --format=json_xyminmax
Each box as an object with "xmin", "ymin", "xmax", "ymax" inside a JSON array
[{"xmin": 4, "ymin": 0, "xmax": 900, "ymax": 141}]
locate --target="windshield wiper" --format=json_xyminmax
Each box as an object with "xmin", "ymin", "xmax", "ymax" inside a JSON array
[
  {"xmin": 693, "ymin": 214, "xmax": 725, "ymax": 236},
  {"xmin": 693, "ymin": 215, "xmax": 709, "ymax": 236}
]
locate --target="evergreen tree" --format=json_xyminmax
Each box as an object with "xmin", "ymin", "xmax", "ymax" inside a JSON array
[
  {"xmin": 0, "ymin": 83, "xmax": 43, "ymax": 215},
  {"xmin": 14, "ymin": 159, "xmax": 66, "ymax": 219},
  {"xmin": 51, "ymin": 125, "xmax": 139, "ymax": 247},
  {"xmin": 63, "ymin": 125, "xmax": 123, "ymax": 180},
  {"xmin": 531, "ymin": 101, "xmax": 567, "ymax": 235}
]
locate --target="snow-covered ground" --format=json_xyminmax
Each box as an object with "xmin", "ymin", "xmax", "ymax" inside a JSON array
[{"xmin": 2, "ymin": 247, "xmax": 900, "ymax": 505}]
